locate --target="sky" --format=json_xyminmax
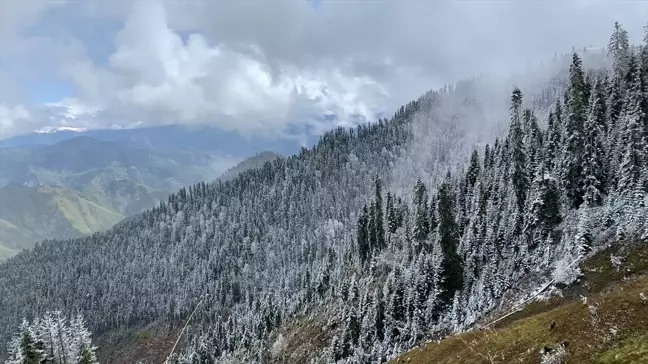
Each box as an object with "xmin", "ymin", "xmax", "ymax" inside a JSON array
[{"xmin": 0, "ymin": 0, "xmax": 646, "ymax": 140}]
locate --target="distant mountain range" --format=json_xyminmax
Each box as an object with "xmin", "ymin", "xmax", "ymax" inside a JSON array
[
  {"xmin": 0, "ymin": 124, "xmax": 309, "ymax": 155},
  {"xmin": 0, "ymin": 133, "xmax": 284, "ymax": 259}
]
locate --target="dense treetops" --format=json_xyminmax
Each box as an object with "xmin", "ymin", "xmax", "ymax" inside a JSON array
[{"xmin": 2, "ymin": 22, "xmax": 647, "ymax": 364}]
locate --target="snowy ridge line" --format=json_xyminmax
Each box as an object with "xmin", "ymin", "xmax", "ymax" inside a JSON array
[{"xmin": 476, "ymin": 256, "xmax": 583, "ymax": 330}]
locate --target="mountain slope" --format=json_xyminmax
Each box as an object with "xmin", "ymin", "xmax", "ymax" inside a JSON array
[
  {"xmin": 0, "ymin": 184, "xmax": 125, "ymax": 251},
  {"xmin": 0, "ymin": 24, "xmax": 647, "ymax": 364},
  {"xmin": 217, "ymin": 151, "xmax": 281, "ymax": 182},
  {"xmin": 0, "ymin": 137, "xmax": 232, "ymax": 257},
  {"xmin": 391, "ymin": 240, "xmax": 648, "ymax": 364}
]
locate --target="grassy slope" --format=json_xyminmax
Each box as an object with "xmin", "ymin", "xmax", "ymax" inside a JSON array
[
  {"xmin": 53, "ymin": 188, "xmax": 125, "ymax": 235},
  {"xmin": 0, "ymin": 185, "xmax": 125, "ymax": 258},
  {"xmin": 391, "ymin": 240, "xmax": 648, "ymax": 364}
]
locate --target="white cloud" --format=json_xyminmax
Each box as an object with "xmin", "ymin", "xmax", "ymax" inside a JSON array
[
  {"xmin": 0, "ymin": 104, "xmax": 30, "ymax": 138},
  {"xmin": 0, "ymin": 0, "xmax": 647, "ymax": 139}
]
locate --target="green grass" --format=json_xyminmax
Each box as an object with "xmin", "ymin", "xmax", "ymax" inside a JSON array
[
  {"xmin": 136, "ymin": 330, "xmax": 155, "ymax": 341},
  {"xmin": 391, "ymin": 241, "xmax": 648, "ymax": 364},
  {"xmin": 580, "ymin": 240, "xmax": 648, "ymax": 293},
  {"xmin": 597, "ymin": 333, "xmax": 648, "ymax": 364},
  {"xmin": 55, "ymin": 191, "xmax": 124, "ymax": 235}
]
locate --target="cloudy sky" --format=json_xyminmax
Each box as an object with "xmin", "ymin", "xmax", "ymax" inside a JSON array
[{"xmin": 0, "ymin": 0, "xmax": 646, "ymax": 140}]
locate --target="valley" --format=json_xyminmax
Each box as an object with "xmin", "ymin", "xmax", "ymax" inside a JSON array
[
  {"xmin": 1, "ymin": 13, "xmax": 647, "ymax": 364},
  {"xmin": 0, "ymin": 136, "xmax": 281, "ymax": 259}
]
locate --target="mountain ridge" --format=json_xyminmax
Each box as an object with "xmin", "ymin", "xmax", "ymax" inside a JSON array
[{"xmin": 1, "ymin": 23, "xmax": 647, "ymax": 364}]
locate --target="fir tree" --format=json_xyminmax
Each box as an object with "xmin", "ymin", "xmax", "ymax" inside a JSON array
[
  {"xmin": 465, "ymin": 149, "xmax": 481, "ymax": 188},
  {"xmin": 357, "ymin": 205, "xmax": 370, "ymax": 265},
  {"xmin": 582, "ymin": 75, "xmax": 608, "ymax": 206},
  {"xmin": 413, "ymin": 180, "xmax": 430, "ymax": 244},
  {"xmin": 436, "ymin": 180, "xmax": 464, "ymax": 306},
  {"xmin": 374, "ymin": 177, "xmax": 386, "ymax": 251},
  {"xmin": 562, "ymin": 53, "xmax": 587, "ymax": 208},
  {"xmin": 618, "ymin": 56, "xmax": 647, "ymax": 196},
  {"xmin": 544, "ymin": 102, "xmax": 562, "ymax": 172},
  {"xmin": 608, "ymin": 22, "xmax": 630, "ymax": 81},
  {"xmin": 386, "ymin": 193, "xmax": 398, "ymax": 234},
  {"xmin": 508, "ymin": 87, "xmax": 529, "ymax": 212}
]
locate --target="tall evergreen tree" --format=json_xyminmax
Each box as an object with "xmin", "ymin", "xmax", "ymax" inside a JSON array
[
  {"xmin": 562, "ymin": 53, "xmax": 587, "ymax": 208},
  {"xmin": 618, "ymin": 56, "xmax": 647, "ymax": 196},
  {"xmin": 608, "ymin": 22, "xmax": 631, "ymax": 81},
  {"xmin": 436, "ymin": 180, "xmax": 463, "ymax": 306},
  {"xmin": 523, "ymin": 108, "xmax": 543, "ymax": 177},
  {"xmin": 582, "ymin": 75, "xmax": 608, "ymax": 206},
  {"xmin": 544, "ymin": 102, "xmax": 562, "ymax": 172},
  {"xmin": 386, "ymin": 193, "xmax": 398, "ymax": 234},
  {"xmin": 465, "ymin": 149, "xmax": 481, "ymax": 188},
  {"xmin": 508, "ymin": 87, "xmax": 529, "ymax": 212},
  {"xmin": 413, "ymin": 180, "xmax": 430, "ymax": 244},
  {"xmin": 374, "ymin": 177, "xmax": 386, "ymax": 251},
  {"xmin": 357, "ymin": 205, "xmax": 370, "ymax": 264}
]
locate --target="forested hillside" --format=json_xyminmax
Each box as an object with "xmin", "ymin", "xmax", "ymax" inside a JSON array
[
  {"xmin": 1, "ymin": 23, "xmax": 647, "ymax": 364},
  {"xmin": 0, "ymin": 136, "xmax": 233, "ymax": 258}
]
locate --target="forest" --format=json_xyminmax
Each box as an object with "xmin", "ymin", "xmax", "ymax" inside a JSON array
[{"xmin": 1, "ymin": 22, "xmax": 647, "ymax": 364}]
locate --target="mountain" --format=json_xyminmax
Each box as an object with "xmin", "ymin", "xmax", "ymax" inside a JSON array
[
  {"xmin": 0, "ymin": 137, "xmax": 285, "ymax": 259},
  {"xmin": 217, "ymin": 151, "xmax": 282, "ymax": 182},
  {"xmin": 1, "ymin": 23, "xmax": 647, "ymax": 364},
  {"xmin": 0, "ymin": 124, "xmax": 307, "ymax": 156},
  {"xmin": 0, "ymin": 136, "xmax": 235, "ymax": 258},
  {"xmin": 0, "ymin": 184, "xmax": 123, "ymax": 259}
]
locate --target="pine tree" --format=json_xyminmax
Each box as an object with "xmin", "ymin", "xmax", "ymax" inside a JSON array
[
  {"xmin": 544, "ymin": 102, "xmax": 562, "ymax": 172},
  {"xmin": 523, "ymin": 108, "xmax": 543, "ymax": 178},
  {"xmin": 508, "ymin": 87, "xmax": 529, "ymax": 212},
  {"xmin": 368, "ymin": 201, "xmax": 377, "ymax": 256},
  {"xmin": 357, "ymin": 205, "xmax": 370, "ymax": 265},
  {"xmin": 608, "ymin": 22, "xmax": 630, "ymax": 81},
  {"xmin": 374, "ymin": 177, "xmax": 386, "ymax": 251},
  {"xmin": 71, "ymin": 315, "xmax": 97, "ymax": 364},
  {"xmin": 413, "ymin": 180, "xmax": 430, "ymax": 245},
  {"xmin": 562, "ymin": 53, "xmax": 587, "ymax": 208},
  {"xmin": 6, "ymin": 321, "xmax": 44, "ymax": 364},
  {"xmin": 466, "ymin": 149, "xmax": 481, "ymax": 188},
  {"xmin": 386, "ymin": 193, "xmax": 398, "ymax": 234},
  {"xmin": 582, "ymin": 75, "xmax": 608, "ymax": 206},
  {"xmin": 5, "ymin": 313, "xmax": 97, "ymax": 364},
  {"xmin": 436, "ymin": 180, "xmax": 463, "ymax": 306},
  {"xmin": 618, "ymin": 56, "xmax": 647, "ymax": 196},
  {"xmin": 373, "ymin": 289, "xmax": 385, "ymax": 343},
  {"xmin": 341, "ymin": 307, "xmax": 360, "ymax": 358}
]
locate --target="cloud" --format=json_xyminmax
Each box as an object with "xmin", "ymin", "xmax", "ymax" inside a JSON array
[
  {"xmin": 0, "ymin": 0, "xmax": 647, "ymax": 140},
  {"xmin": 0, "ymin": 104, "xmax": 30, "ymax": 138}
]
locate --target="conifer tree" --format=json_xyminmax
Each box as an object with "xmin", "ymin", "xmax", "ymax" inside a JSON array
[
  {"xmin": 6, "ymin": 321, "xmax": 44, "ymax": 364},
  {"xmin": 523, "ymin": 108, "xmax": 543, "ymax": 177},
  {"xmin": 357, "ymin": 205, "xmax": 370, "ymax": 265},
  {"xmin": 608, "ymin": 22, "xmax": 631, "ymax": 81},
  {"xmin": 436, "ymin": 180, "xmax": 463, "ymax": 306},
  {"xmin": 465, "ymin": 149, "xmax": 481, "ymax": 188},
  {"xmin": 562, "ymin": 53, "xmax": 587, "ymax": 208},
  {"xmin": 582, "ymin": 75, "xmax": 608, "ymax": 206},
  {"xmin": 544, "ymin": 102, "xmax": 562, "ymax": 172},
  {"xmin": 368, "ymin": 201, "xmax": 377, "ymax": 254},
  {"xmin": 508, "ymin": 87, "xmax": 529, "ymax": 212},
  {"xmin": 413, "ymin": 180, "xmax": 430, "ymax": 244},
  {"xmin": 618, "ymin": 56, "xmax": 647, "ymax": 196},
  {"xmin": 373, "ymin": 290, "xmax": 385, "ymax": 343},
  {"xmin": 374, "ymin": 177, "xmax": 386, "ymax": 250}
]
